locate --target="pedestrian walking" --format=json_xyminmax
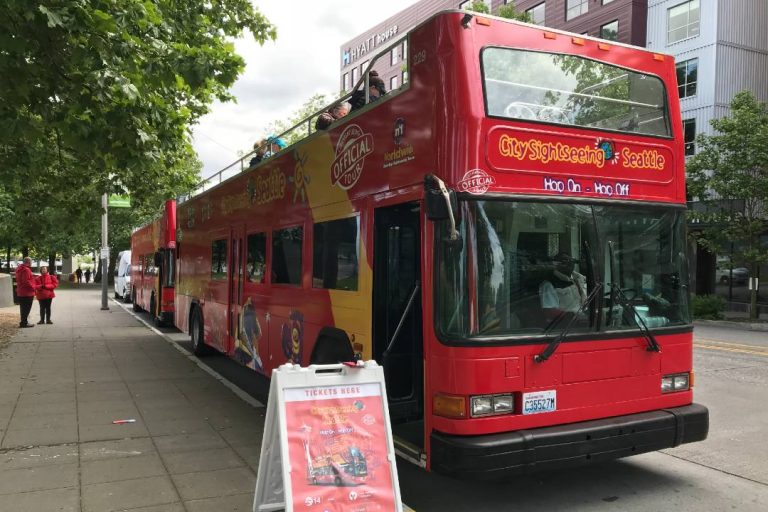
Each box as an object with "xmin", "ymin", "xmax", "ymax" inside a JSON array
[
  {"xmin": 85, "ymin": 268, "xmax": 91, "ymax": 283},
  {"xmin": 75, "ymin": 267, "xmax": 83, "ymax": 283},
  {"xmin": 35, "ymin": 266, "xmax": 58, "ymax": 324},
  {"xmin": 15, "ymin": 257, "xmax": 38, "ymax": 328}
]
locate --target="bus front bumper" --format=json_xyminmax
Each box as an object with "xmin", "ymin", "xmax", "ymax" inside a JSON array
[{"xmin": 430, "ymin": 403, "xmax": 708, "ymax": 480}]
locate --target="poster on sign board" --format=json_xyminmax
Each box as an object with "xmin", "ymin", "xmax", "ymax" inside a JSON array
[{"xmin": 284, "ymin": 382, "xmax": 396, "ymax": 511}]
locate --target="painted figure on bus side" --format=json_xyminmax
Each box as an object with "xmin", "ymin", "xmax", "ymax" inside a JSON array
[
  {"xmin": 234, "ymin": 297, "xmax": 263, "ymax": 370},
  {"xmin": 282, "ymin": 309, "xmax": 304, "ymax": 364}
]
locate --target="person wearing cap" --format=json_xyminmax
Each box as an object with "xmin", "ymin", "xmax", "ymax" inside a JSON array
[
  {"xmin": 315, "ymin": 101, "xmax": 351, "ymax": 131},
  {"xmin": 263, "ymin": 136, "xmax": 287, "ymax": 158},
  {"xmin": 350, "ymin": 71, "xmax": 387, "ymax": 111},
  {"xmin": 539, "ymin": 252, "xmax": 587, "ymax": 318}
]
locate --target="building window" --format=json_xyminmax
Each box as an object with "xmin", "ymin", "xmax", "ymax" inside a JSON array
[
  {"xmin": 246, "ymin": 233, "xmax": 266, "ymax": 284},
  {"xmin": 272, "ymin": 226, "xmax": 303, "ymax": 285},
  {"xmin": 390, "ymin": 76, "xmax": 399, "ymax": 90},
  {"xmin": 391, "ymin": 47, "xmax": 398, "ymax": 66},
  {"xmin": 211, "ymin": 239, "xmax": 227, "ymax": 280},
  {"xmin": 351, "ymin": 67, "xmax": 359, "ymax": 87},
  {"xmin": 676, "ymin": 58, "xmax": 698, "ymax": 98},
  {"xmin": 566, "ymin": 0, "xmax": 588, "ymax": 21},
  {"xmin": 668, "ymin": 0, "xmax": 700, "ymax": 44},
  {"xmin": 603, "ymin": 0, "xmax": 615, "ymax": 4},
  {"xmin": 342, "ymin": 73, "xmax": 349, "ymax": 92},
  {"xmin": 683, "ymin": 119, "xmax": 696, "ymax": 155},
  {"xmin": 402, "ymin": 40, "xmax": 408, "ymax": 63},
  {"xmin": 313, "ymin": 217, "xmax": 359, "ymax": 291},
  {"xmin": 402, "ymin": 70, "xmax": 409, "ymax": 84},
  {"xmin": 600, "ymin": 20, "xmax": 619, "ymax": 41},
  {"xmin": 526, "ymin": 3, "xmax": 545, "ymax": 25},
  {"xmin": 360, "ymin": 60, "xmax": 369, "ymax": 74}
]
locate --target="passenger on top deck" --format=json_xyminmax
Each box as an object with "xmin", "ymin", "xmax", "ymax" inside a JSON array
[
  {"xmin": 248, "ymin": 139, "xmax": 268, "ymax": 167},
  {"xmin": 263, "ymin": 136, "xmax": 287, "ymax": 158},
  {"xmin": 350, "ymin": 71, "xmax": 387, "ymax": 111},
  {"xmin": 315, "ymin": 101, "xmax": 351, "ymax": 130}
]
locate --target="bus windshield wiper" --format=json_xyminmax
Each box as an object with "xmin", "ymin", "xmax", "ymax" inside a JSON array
[
  {"xmin": 609, "ymin": 283, "xmax": 661, "ymax": 353},
  {"xmin": 605, "ymin": 241, "xmax": 660, "ymax": 353},
  {"xmin": 535, "ymin": 284, "xmax": 601, "ymax": 363}
]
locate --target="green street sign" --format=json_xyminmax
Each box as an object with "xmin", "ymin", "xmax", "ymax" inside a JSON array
[{"xmin": 108, "ymin": 194, "xmax": 131, "ymax": 208}]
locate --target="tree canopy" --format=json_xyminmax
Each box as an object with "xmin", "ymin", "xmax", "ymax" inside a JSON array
[
  {"xmin": 0, "ymin": 0, "xmax": 275, "ymax": 263},
  {"xmin": 686, "ymin": 90, "xmax": 768, "ymax": 318}
]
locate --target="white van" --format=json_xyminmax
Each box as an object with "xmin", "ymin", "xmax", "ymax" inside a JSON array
[{"xmin": 114, "ymin": 250, "xmax": 132, "ymax": 302}]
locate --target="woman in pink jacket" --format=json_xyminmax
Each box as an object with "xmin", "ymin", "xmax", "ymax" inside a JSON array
[{"xmin": 35, "ymin": 266, "xmax": 59, "ymax": 324}]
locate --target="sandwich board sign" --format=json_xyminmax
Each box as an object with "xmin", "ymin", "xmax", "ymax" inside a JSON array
[{"xmin": 253, "ymin": 361, "xmax": 403, "ymax": 512}]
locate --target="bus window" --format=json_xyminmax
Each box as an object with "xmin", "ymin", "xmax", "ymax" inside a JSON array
[
  {"xmin": 246, "ymin": 232, "xmax": 267, "ymax": 283},
  {"xmin": 313, "ymin": 217, "xmax": 359, "ymax": 291},
  {"xmin": 211, "ymin": 239, "xmax": 228, "ymax": 280},
  {"xmin": 272, "ymin": 226, "xmax": 303, "ymax": 285},
  {"xmin": 436, "ymin": 201, "xmax": 690, "ymax": 339},
  {"xmin": 482, "ymin": 47, "xmax": 670, "ymax": 137}
]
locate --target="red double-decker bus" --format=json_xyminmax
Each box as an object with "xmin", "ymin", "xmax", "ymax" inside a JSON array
[
  {"xmin": 130, "ymin": 199, "xmax": 177, "ymax": 326},
  {"xmin": 172, "ymin": 11, "xmax": 708, "ymax": 478}
]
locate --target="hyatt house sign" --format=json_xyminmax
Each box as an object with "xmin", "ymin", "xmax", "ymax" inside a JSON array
[{"xmin": 342, "ymin": 25, "xmax": 399, "ymax": 68}]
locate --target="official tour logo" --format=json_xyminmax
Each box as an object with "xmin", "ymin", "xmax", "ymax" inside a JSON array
[
  {"xmin": 458, "ymin": 169, "xmax": 496, "ymax": 195},
  {"xmin": 332, "ymin": 124, "xmax": 374, "ymax": 190}
]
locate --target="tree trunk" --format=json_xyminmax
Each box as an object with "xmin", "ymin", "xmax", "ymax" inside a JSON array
[
  {"xmin": 48, "ymin": 253, "xmax": 56, "ymax": 275},
  {"xmin": 5, "ymin": 246, "xmax": 10, "ymax": 272},
  {"xmin": 21, "ymin": 246, "xmax": 29, "ymax": 258}
]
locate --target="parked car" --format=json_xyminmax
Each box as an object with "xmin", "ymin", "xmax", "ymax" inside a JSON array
[
  {"xmin": 114, "ymin": 250, "xmax": 132, "ymax": 302},
  {"xmin": 716, "ymin": 265, "xmax": 749, "ymax": 285}
]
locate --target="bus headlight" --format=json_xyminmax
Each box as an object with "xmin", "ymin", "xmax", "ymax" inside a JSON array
[
  {"xmin": 662, "ymin": 373, "xmax": 690, "ymax": 393},
  {"xmin": 471, "ymin": 394, "xmax": 514, "ymax": 417}
]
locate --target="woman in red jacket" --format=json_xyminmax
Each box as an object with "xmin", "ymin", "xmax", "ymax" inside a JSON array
[{"xmin": 35, "ymin": 266, "xmax": 59, "ymax": 324}]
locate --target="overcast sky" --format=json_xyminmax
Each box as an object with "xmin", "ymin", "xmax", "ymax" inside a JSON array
[{"xmin": 191, "ymin": 0, "xmax": 418, "ymax": 178}]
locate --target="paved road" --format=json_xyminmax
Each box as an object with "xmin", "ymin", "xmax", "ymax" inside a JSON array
[{"xmin": 152, "ymin": 307, "xmax": 768, "ymax": 511}]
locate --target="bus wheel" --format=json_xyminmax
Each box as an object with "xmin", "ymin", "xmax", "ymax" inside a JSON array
[
  {"xmin": 132, "ymin": 291, "xmax": 142, "ymax": 312},
  {"xmin": 191, "ymin": 308, "xmax": 210, "ymax": 356}
]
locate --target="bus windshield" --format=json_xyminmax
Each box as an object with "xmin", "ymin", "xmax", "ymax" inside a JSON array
[
  {"xmin": 482, "ymin": 47, "xmax": 670, "ymax": 137},
  {"xmin": 435, "ymin": 201, "xmax": 690, "ymax": 340}
]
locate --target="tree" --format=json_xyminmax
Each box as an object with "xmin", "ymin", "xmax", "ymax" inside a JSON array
[
  {"xmin": 497, "ymin": 3, "xmax": 533, "ymax": 22},
  {"xmin": 687, "ymin": 91, "xmax": 768, "ymax": 319},
  {"xmin": 464, "ymin": 2, "xmax": 490, "ymax": 14},
  {"xmin": 263, "ymin": 93, "xmax": 334, "ymax": 145},
  {"xmin": 0, "ymin": 1, "xmax": 272, "ymax": 268}
]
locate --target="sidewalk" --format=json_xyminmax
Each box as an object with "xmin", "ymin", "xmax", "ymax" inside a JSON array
[{"xmin": 0, "ymin": 288, "xmax": 264, "ymax": 511}]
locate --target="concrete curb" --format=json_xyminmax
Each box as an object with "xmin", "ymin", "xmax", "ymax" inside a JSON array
[
  {"xmin": 110, "ymin": 298, "xmax": 265, "ymax": 409},
  {"xmin": 694, "ymin": 319, "xmax": 768, "ymax": 332}
]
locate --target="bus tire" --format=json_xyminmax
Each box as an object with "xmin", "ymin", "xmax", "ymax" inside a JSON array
[
  {"xmin": 310, "ymin": 327, "xmax": 355, "ymax": 365},
  {"xmin": 191, "ymin": 308, "xmax": 210, "ymax": 356}
]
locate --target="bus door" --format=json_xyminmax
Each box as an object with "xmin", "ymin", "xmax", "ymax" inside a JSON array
[
  {"xmin": 227, "ymin": 226, "xmax": 245, "ymax": 355},
  {"xmin": 372, "ymin": 202, "xmax": 423, "ymax": 426}
]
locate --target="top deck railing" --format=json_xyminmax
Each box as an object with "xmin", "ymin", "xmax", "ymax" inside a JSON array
[{"xmin": 179, "ymin": 36, "xmax": 408, "ymax": 204}]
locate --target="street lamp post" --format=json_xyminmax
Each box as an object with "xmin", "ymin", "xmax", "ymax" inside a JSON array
[{"xmin": 101, "ymin": 192, "xmax": 109, "ymax": 310}]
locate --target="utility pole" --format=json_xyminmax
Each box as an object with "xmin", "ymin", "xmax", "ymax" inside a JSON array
[{"xmin": 101, "ymin": 193, "xmax": 109, "ymax": 310}]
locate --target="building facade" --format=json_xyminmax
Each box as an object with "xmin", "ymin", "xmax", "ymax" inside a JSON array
[
  {"xmin": 646, "ymin": 0, "xmax": 768, "ymax": 303},
  {"xmin": 339, "ymin": 0, "xmax": 650, "ymax": 93}
]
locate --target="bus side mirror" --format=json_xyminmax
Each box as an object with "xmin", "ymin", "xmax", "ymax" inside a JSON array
[
  {"xmin": 424, "ymin": 175, "xmax": 459, "ymax": 223},
  {"xmin": 154, "ymin": 251, "xmax": 163, "ymax": 268}
]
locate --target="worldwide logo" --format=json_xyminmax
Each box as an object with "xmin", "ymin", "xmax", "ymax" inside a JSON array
[
  {"xmin": 332, "ymin": 124, "xmax": 374, "ymax": 190},
  {"xmin": 458, "ymin": 169, "xmax": 496, "ymax": 195}
]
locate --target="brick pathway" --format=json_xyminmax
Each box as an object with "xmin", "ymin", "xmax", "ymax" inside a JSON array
[{"xmin": 0, "ymin": 287, "xmax": 265, "ymax": 511}]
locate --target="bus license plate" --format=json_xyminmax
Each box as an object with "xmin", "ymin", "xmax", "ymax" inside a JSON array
[{"xmin": 522, "ymin": 390, "xmax": 556, "ymax": 415}]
